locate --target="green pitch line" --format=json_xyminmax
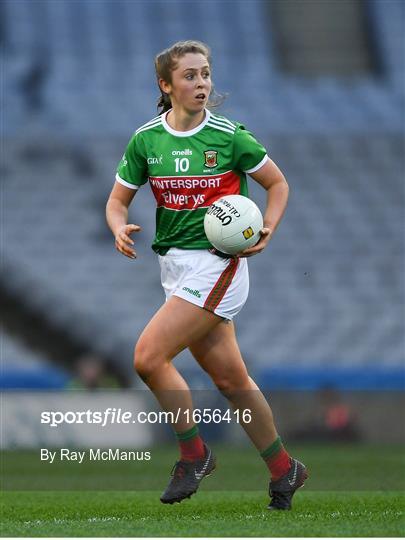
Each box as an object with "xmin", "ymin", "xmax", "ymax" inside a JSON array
[{"xmin": 1, "ymin": 491, "xmax": 404, "ymax": 537}]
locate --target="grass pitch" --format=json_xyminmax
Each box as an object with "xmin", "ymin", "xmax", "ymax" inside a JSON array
[
  {"xmin": 2, "ymin": 491, "xmax": 404, "ymax": 537},
  {"xmin": 1, "ymin": 444, "xmax": 404, "ymax": 537}
]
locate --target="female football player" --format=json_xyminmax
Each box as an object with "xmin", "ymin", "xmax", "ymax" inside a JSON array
[{"xmin": 106, "ymin": 40, "xmax": 307, "ymax": 510}]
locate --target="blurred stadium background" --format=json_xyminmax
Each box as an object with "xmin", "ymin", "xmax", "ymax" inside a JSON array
[{"xmin": 1, "ymin": 0, "xmax": 404, "ymax": 453}]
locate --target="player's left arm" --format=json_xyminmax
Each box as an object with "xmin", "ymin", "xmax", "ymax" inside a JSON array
[{"xmin": 239, "ymin": 158, "xmax": 289, "ymax": 257}]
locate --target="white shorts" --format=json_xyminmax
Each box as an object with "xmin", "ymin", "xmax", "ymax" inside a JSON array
[{"xmin": 158, "ymin": 248, "xmax": 249, "ymax": 320}]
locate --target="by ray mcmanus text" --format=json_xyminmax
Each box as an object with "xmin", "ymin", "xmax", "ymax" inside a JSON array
[{"xmin": 40, "ymin": 448, "xmax": 152, "ymax": 464}]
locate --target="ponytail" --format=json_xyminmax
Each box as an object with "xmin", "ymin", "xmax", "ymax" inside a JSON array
[{"xmin": 157, "ymin": 92, "xmax": 172, "ymax": 115}]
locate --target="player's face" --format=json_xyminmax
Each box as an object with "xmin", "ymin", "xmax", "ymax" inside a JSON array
[{"xmin": 161, "ymin": 53, "xmax": 212, "ymax": 115}]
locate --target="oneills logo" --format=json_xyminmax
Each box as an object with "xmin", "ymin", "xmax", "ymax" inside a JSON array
[{"xmin": 204, "ymin": 150, "xmax": 218, "ymax": 168}]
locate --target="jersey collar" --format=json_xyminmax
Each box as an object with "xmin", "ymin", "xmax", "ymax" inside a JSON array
[{"xmin": 162, "ymin": 108, "xmax": 211, "ymax": 137}]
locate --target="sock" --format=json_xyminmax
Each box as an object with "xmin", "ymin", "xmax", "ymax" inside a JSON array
[
  {"xmin": 261, "ymin": 436, "xmax": 291, "ymax": 481},
  {"xmin": 175, "ymin": 425, "xmax": 205, "ymax": 462}
]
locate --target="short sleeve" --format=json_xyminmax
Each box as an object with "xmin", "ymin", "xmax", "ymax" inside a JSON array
[
  {"xmin": 115, "ymin": 133, "xmax": 148, "ymax": 189},
  {"xmin": 233, "ymin": 125, "xmax": 269, "ymax": 174}
]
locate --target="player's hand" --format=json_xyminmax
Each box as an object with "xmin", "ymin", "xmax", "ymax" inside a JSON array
[
  {"xmin": 115, "ymin": 224, "xmax": 141, "ymax": 259},
  {"xmin": 237, "ymin": 228, "xmax": 272, "ymax": 258}
]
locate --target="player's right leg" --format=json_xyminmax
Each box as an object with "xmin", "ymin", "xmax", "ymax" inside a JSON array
[{"xmin": 134, "ymin": 295, "xmax": 221, "ymax": 503}]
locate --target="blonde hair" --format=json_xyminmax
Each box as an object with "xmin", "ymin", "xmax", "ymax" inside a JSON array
[{"xmin": 154, "ymin": 40, "xmax": 224, "ymax": 114}]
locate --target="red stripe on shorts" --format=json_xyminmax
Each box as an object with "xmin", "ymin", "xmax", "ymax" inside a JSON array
[{"xmin": 204, "ymin": 258, "xmax": 239, "ymax": 313}]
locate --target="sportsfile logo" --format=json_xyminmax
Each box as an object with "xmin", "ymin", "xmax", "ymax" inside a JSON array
[{"xmin": 182, "ymin": 286, "xmax": 202, "ymax": 298}]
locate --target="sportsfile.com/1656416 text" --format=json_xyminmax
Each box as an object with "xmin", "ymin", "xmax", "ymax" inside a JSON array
[{"xmin": 40, "ymin": 408, "xmax": 252, "ymax": 428}]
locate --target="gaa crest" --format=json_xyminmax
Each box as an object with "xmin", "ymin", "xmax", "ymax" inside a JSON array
[{"xmin": 204, "ymin": 150, "xmax": 218, "ymax": 168}]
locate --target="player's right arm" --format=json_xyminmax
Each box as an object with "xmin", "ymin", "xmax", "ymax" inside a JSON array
[
  {"xmin": 106, "ymin": 181, "xmax": 141, "ymax": 259},
  {"xmin": 107, "ymin": 130, "xmax": 148, "ymax": 259}
]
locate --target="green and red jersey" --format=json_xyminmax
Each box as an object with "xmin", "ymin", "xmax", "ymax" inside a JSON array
[{"xmin": 116, "ymin": 108, "xmax": 268, "ymax": 254}]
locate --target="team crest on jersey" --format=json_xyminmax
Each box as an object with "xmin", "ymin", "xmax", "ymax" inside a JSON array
[{"xmin": 204, "ymin": 150, "xmax": 218, "ymax": 168}]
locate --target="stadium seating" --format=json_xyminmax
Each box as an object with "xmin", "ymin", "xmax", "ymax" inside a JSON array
[
  {"xmin": 1, "ymin": 328, "xmax": 69, "ymax": 389},
  {"xmin": 2, "ymin": 0, "xmax": 404, "ymax": 388},
  {"xmin": 3, "ymin": 0, "xmax": 404, "ymax": 135}
]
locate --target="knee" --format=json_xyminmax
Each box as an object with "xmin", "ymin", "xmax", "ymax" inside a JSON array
[
  {"xmin": 212, "ymin": 374, "xmax": 251, "ymax": 398},
  {"xmin": 134, "ymin": 338, "xmax": 163, "ymax": 382}
]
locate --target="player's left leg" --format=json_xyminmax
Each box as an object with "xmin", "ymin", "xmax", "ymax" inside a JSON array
[
  {"xmin": 189, "ymin": 320, "xmax": 279, "ymax": 450},
  {"xmin": 189, "ymin": 320, "xmax": 308, "ymax": 509}
]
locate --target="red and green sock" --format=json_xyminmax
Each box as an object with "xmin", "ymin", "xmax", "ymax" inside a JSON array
[
  {"xmin": 260, "ymin": 436, "xmax": 291, "ymax": 480},
  {"xmin": 175, "ymin": 425, "xmax": 205, "ymax": 462}
]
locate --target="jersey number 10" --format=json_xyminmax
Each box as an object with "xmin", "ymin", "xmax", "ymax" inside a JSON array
[{"xmin": 174, "ymin": 158, "xmax": 190, "ymax": 172}]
